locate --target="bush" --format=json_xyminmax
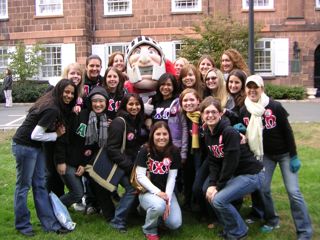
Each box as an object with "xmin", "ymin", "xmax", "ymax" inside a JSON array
[
  {"xmin": 0, "ymin": 81, "xmax": 49, "ymax": 103},
  {"xmin": 265, "ymin": 84, "xmax": 305, "ymax": 100}
]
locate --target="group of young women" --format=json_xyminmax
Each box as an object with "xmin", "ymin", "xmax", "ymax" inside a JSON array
[{"xmin": 12, "ymin": 50, "xmax": 312, "ymax": 240}]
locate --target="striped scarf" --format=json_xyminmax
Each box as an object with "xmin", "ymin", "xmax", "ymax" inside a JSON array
[{"xmin": 186, "ymin": 111, "xmax": 201, "ymax": 149}]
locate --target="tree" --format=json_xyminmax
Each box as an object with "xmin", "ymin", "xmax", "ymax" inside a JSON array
[
  {"xmin": 8, "ymin": 42, "xmax": 45, "ymax": 81},
  {"xmin": 179, "ymin": 16, "xmax": 261, "ymax": 67}
]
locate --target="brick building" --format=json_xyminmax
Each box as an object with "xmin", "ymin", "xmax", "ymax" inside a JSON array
[{"xmin": 0, "ymin": 0, "xmax": 320, "ymax": 94}]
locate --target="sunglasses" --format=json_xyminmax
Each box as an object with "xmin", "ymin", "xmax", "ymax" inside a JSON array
[{"xmin": 205, "ymin": 76, "xmax": 217, "ymax": 81}]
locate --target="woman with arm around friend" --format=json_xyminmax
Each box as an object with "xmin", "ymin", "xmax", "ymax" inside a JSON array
[
  {"xmin": 201, "ymin": 96, "xmax": 265, "ymax": 240},
  {"xmin": 136, "ymin": 121, "xmax": 182, "ymax": 240},
  {"xmin": 240, "ymin": 75, "xmax": 313, "ymax": 239},
  {"xmin": 12, "ymin": 79, "xmax": 76, "ymax": 236}
]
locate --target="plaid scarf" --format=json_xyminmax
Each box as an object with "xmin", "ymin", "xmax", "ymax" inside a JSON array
[
  {"xmin": 85, "ymin": 111, "xmax": 108, "ymax": 147},
  {"xmin": 186, "ymin": 111, "xmax": 201, "ymax": 149}
]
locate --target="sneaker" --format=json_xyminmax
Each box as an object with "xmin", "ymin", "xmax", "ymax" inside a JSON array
[
  {"xmin": 71, "ymin": 203, "xmax": 85, "ymax": 212},
  {"xmin": 260, "ymin": 224, "xmax": 280, "ymax": 233},
  {"xmin": 86, "ymin": 206, "xmax": 98, "ymax": 215},
  {"xmin": 145, "ymin": 234, "xmax": 160, "ymax": 240},
  {"xmin": 245, "ymin": 218, "xmax": 255, "ymax": 224},
  {"xmin": 110, "ymin": 222, "xmax": 127, "ymax": 233}
]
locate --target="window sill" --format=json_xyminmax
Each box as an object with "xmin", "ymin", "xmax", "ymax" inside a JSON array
[
  {"xmin": 34, "ymin": 15, "xmax": 64, "ymax": 19},
  {"xmin": 0, "ymin": 17, "xmax": 9, "ymax": 22},
  {"xmin": 241, "ymin": 8, "xmax": 275, "ymax": 13},
  {"xmin": 104, "ymin": 13, "xmax": 133, "ymax": 18},
  {"xmin": 171, "ymin": 10, "xmax": 202, "ymax": 15}
]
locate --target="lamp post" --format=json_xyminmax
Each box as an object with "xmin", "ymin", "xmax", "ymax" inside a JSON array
[{"xmin": 248, "ymin": 0, "xmax": 255, "ymax": 74}]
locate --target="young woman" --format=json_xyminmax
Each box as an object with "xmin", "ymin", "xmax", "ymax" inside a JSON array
[
  {"xmin": 179, "ymin": 64, "xmax": 204, "ymax": 99},
  {"xmin": 83, "ymin": 55, "xmax": 103, "ymax": 100},
  {"xmin": 201, "ymin": 96, "xmax": 264, "ymax": 240},
  {"xmin": 220, "ymin": 49, "xmax": 250, "ymax": 80},
  {"xmin": 62, "ymin": 62, "xmax": 85, "ymax": 113},
  {"xmin": 197, "ymin": 55, "xmax": 215, "ymax": 81},
  {"xmin": 173, "ymin": 57, "xmax": 189, "ymax": 80},
  {"xmin": 3, "ymin": 68, "xmax": 13, "ymax": 107},
  {"xmin": 203, "ymin": 68, "xmax": 234, "ymax": 110},
  {"xmin": 240, "ymin": 75, "xmax": 313, "ymax": 239},
  {"xmin": 179, "ymin": 88, "xmax": 204, "ymax": 210},
  {"xmin": 136, "ymin": 121, "xmax": 182, "ymax": 240},
  {"xmin": 102, "ymin": 67, "xmax": 127, "ymax": 121},
  {"xmin": 108, "ymin": 52, "xmax": 125, "ymax": 72},
  {"xmin": 12, "ymin": 79, "xmax": 76, "ymax": 236},
  {"xmin": 107, "ymin": 93, "xmax": 147, "ymax": 232}
]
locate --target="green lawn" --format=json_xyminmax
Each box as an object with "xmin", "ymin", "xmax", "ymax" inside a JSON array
[{"xmin": 0, "ymin": 123, "xmax": 319, "ymax": 240}]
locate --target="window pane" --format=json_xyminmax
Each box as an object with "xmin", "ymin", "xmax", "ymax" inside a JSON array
[
  {"xmin": 36, "ymin": 0, "xmax": 62, "ymax": 16},
  {"xmin": 41, "ymin": 46, "xmax": 62, "ymax": 78},
  {"xmin": 105, "ymin": 0, "xmax": 131, "ymax": 15},
  {"xmin": 0, "ymin": 47, "xmax": 8, "ymax": 73},
  {"xmin": 0, "ymin": 0, "xmax": 8, "ymax": 18},
  {"xmin": 254, "ymin": 40, "xmax": 271, "ymax": 72}
]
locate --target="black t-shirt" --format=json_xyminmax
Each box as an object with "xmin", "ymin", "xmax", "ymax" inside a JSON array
[
  {"xmin": 135, "ymin": 145, "xmax": 181, "ymax": 192},
  {"xmin": 13, "ymin": 106, "xmax": 59, "ymax": 148},
  {"xmin": 151, "ymin": 98, "xmax": 174, "ymax": 124}
]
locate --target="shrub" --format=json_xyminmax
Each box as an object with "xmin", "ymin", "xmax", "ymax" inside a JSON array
[
  {"xmin": 265, "ymin": 84, "xmax": 305, "ymax": 100},
  {"xmin": 0, "ymin": 81, "xmax": 49, "ymax": 103}
]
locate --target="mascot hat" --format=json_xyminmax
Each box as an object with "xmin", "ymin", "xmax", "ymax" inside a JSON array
[{"xmin": 125, "ymin": 36, "xmax": 166, "ymax": 83}]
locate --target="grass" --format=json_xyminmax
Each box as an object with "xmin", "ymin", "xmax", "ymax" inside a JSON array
[{"xmin": 0, "ymin": 123, "xmax": 319, "ymax": 240}]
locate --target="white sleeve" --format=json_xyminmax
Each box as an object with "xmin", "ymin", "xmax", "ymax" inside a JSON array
[
  {"xmin": 31, "ymin": 125, "xmax": 58, "ymax": 142},
  {"xmin": 136, "ymin": 166, "xmax": 161, "ymax": 195},
  {"xmin": 165, "ymin": 169, "xmax": 178, "ymax": 205}
]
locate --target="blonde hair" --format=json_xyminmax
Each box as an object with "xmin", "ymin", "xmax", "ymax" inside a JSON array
[
  {"xmin": 204, "ymin": 68, "xmax": 229, "ymax": 108},
  {"xmin": 62, "ymin": 62, "xmax": 84, "ymax": 97},
  {"xmin": 174, "ymin": 57, "xmax": 189, "ymax": 66}
]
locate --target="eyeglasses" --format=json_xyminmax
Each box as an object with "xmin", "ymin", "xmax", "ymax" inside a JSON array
[
  {"xmin": 205, "ymin": 76, "xmax": 217, "ymax": 81},
  {"xmin": 203, "ymin": 110, "xmax": 219, "ymax": 115}
]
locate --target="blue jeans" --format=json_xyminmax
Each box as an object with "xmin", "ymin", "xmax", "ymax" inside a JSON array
[
  {"xmin": 110, "ymin": 175, "xmax": 136, "ymax": 228},
  {"xmin": 59, "ymin": 165, "xmax": 84, "ymax": 207},
  {"xmin": 263, "ymin": 153, "xmax": 313, "ymax": 239},
  {"xmin": 210, "ymin": 171, "xmax": 265, "ymax": 238},
  {"xmin": 12, "ymin": 142, "xmax": 62, "ymax": 233},
  {"xmin": 139, "ymin": 193, "xmax": 182, "ymax": 235}
]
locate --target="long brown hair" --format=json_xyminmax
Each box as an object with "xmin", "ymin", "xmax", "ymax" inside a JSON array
[{"xmin": 146, "ymin": 121, "xmax": 177, "ymax": 159}]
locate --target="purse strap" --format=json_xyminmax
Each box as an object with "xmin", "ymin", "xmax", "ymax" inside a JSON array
[{"xmin": 118, "ymin": 117, "xmax": 126, "ymax": 154}]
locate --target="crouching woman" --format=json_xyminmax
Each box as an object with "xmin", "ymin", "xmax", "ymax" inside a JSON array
[
  {"xmin": 136, "ymin": 121, "xmax": 182, "ymax": 240},
  {"xmin": 201, "ymin": 96, "xmax": 264, "ymax": 240}
]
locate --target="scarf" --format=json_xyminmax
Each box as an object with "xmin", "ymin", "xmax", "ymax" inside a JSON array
[
  {"xmin": 85, "ymin": 111, "xmax": 108, "ymax": 147},
  {"xmin": 244, "ymin": 93, "xmax": 270, "ymax": 160},
  {"xmin": 186, "ymin": 111, "xmax": 201, "ymax": 149}
]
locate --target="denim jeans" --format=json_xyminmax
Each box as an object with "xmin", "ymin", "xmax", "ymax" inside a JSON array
[
  {"xmin": 263, "ymin": 153, "xmax": 313, "ymax": 239},
  {"xmin": 12, "ymin": 142, "xmax": 62, "ymax": 233},
  {"xmin": 139, "ymin": 193, "xmax": 182, "ymax": 235},
  {"xmin": 110, "ymin": 175, "xmax": 136, "ymax": 228},
  {"xmin": 59, "ymin": 165, "xmax": 84, "ymax": 207},
  {"xmin": 210, "ymin": 171, "xmax": 265, "ymax": 238}
]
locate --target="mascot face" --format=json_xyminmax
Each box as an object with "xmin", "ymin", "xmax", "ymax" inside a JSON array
[{"xmin": 126, "ymin": 36, "xmax": 166, "ymax": 91}]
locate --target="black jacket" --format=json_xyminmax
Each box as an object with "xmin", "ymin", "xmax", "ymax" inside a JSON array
[{"xmin": 205, "ymin": 118, "xmax": 263, "ymax": 190}]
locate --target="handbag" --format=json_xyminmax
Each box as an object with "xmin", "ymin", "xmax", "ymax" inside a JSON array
[
  {"xmin": 85, "ymin": 117, "xmax": 126, "ymax": 192},
  {"xmin": 130, "ymin": 153, "xmax": 150, "ymax": 193}
]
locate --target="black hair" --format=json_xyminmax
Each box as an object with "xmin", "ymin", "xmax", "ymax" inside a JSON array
[{"xmin": 151, "ymin": 73, "xmax": 179, "ymax": 104}]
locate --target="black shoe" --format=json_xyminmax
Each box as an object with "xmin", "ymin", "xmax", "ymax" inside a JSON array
[
  {"xmin": 19, "ymin": 230, "xmax": 35, "ymax": 237},
  {"xmin": 224, "ymin": 232, "xmax": 248, "ymax": 240},
  {"xmin": 56, "ymin": 228, "xmax": 70, "ymax": 235}
]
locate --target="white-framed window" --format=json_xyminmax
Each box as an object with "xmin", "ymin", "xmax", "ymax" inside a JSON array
[
  {"xmin": 254, "ymin": 38, "xmax": 289, "ymax": 76},
  {"xmin": 171, "ymin": 0, "xmax": 202, "ymax": 13},
  {"xmin": 242, "ymin": 0, "xmax": 274, "ymax": 10},
  {"xmin": 104, "ymin": 0, "xmax": 132, "ymax": 16},
  {"xmin": 39, "ymin": 44, "xmax": 75, "ymax": 81},
  {"xmin": 0, "ymin": 47, "xmax": 8, "ymax": 74},
  {"xmin": 316, "ymin": 0, "xmax": 320, "ymax": 8},
  {"xmin": 35, "ymin": 0, "xmax": 63, "ymax": 16},
  {"xmin": 0, "ymin": 0, "xmax": 8, "ymax": 19},
  {"xmin": 174, "ymin": 42, "xmax": 184, "ymax": 59}
]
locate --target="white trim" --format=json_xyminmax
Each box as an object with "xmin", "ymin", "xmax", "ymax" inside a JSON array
[
  {"xmin": 35, "ymin": 0, "xmax": 63, "ymax": 17},
  {"xmin": 242, "ymin": 0, "xmax": 274, "ymax": 10},
  {"xmin": 104, "ymin": 0, "xmax": 132, "ymax": 16},
  {"xmin": 0, "ymin": 0, "xmax": 8, "ymax": 19},
  {"xmin": 316, "ymin": 0, "xmax": 320, "ymax": 9},
  {"xmin": 171, "ymin": 0, "xmax": 202, "ymax": 13}
]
